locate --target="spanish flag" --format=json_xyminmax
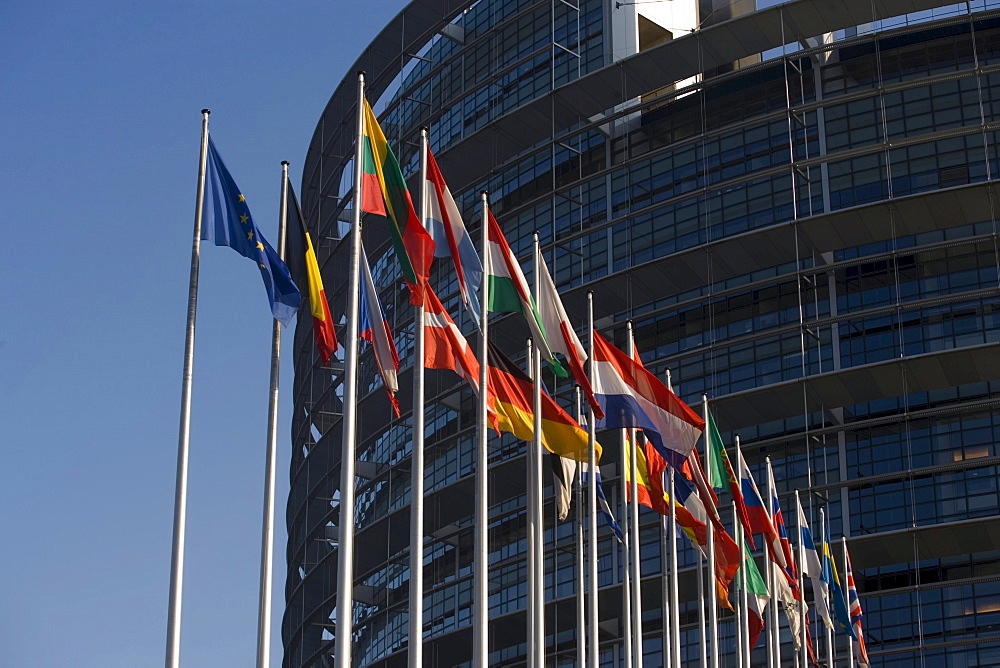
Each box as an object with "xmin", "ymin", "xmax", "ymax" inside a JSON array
[
  {"xmin": 286, "ymin": 182, "xmax": 338, "ymax": 365},
  {"xmin": 487, "ymin": 343, "xmax": 600, "ymax": 464},
  {"xmin": 359, "ymin": 99, "xmax": 434, "ymax": 305}
]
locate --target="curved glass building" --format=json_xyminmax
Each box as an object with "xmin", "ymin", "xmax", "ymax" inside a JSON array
[{"xmin": 284, "ymin": 0, "xmax": 1000, "ymax": 665}]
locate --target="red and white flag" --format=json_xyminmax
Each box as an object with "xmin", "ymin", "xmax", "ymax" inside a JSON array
[
  {"xmin": 535, "ymin": 250, "xmax": 602, "ymax": 418},
  {"xmin": 425, "ymin": 149, "xmax": 483, "ymax": 326},
  {"xmin": 422, "ymin": 285, "xmax": 483, "ymax": 400}
]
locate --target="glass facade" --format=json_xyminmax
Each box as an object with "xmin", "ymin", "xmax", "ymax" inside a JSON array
[{"xmin": 286, "ymin": 0, "xmax": 1000, "ymax": 666}]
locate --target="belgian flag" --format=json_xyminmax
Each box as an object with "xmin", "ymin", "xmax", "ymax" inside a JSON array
[{"xmin": 285, "ymin": 182, "xmax": 338, "ymax": 365}]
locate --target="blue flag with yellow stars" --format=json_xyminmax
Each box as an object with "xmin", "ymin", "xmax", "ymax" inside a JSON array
[{"xmin": 201, "ymin": 138, "xmax": 300, "ymax": 325}]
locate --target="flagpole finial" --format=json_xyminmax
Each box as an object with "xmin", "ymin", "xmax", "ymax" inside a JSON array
[
  {"xmin": 357, "ymin": 70, "xmax": 365, "ymax": 76},
  {"xmin": 201, "ymin": 109, "xmax": 210, "ymax": 115},
  {"xmin": 481, "ymin": 190, "xmax": 488, "ymax": 197},
  {"xmin": 422, "ymin": 126, "xmax": 430, "ymax": 133},
  {"xmin": 281, "ymin": 160, "xmax": 290, "ymax": 166}
]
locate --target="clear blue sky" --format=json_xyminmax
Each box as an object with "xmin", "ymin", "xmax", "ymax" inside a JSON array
[{"xmin": 0, "ymin": 2, "xmax": 400, "ymax": 665}]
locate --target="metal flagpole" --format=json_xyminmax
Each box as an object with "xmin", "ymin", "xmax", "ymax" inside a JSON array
[
  {"xmin": 702, "ymin": 396, "xmax": 718, "ymax": 668},
  {"xmin": 698, "ymin": 548, "xmax": 708, "ymax": 668},
  {"xmin": 408, "ymin": 128, "xmax": 430, "ymax": 668},
  {"xmin": 765, "ymin": 458, "xmax": 780, "ymax": 668},
  {"xmin": 586, "ymin": 293, "xmax": 599, "ymax": 668},
  {"xmin": 165, "ymin": 108, "xmax": 210, "ymax": 668},
  {"xmin": 661, "ymin": 504, "xmax": 672, "ymax": 668},
  {"xmin": 626, "ymin": 322, "xmax": 643, "ymax": 668},
  {"xmin": 527, "ymin": 335, "xmax": 540, "ymax": 668},
  {"xmin": 253, "ymin": 161, "xmax": 291, "ymax": 668},
  {"xmin": 531, "ymin": 234, "xmax": 545, "ymax": 668},
  {"xmin": 796, "ymin": 491, "xmax": 808, "ymax": 668},
  {"xmin": 736, "ymin": 438, "xmax": 750, "ymax": 668},
  {"xmin": 822, "ymin": 508, "xmax": 833, "ymax": 668},
  {"xmin": 843, "ymin": 537, "xmax": 854, "ymax": 668},
  {"xmin": 665, "ymin": 370, "xmax": 681, "ymax": 668},
  {"xmin": 575, "ymin": 388, "xmax": 587, "ymax": 668},
  {"xmin": 669, "ymin": 466, "xmax": 681, "ymax": 668},
  {"xmin": 622, "ymin": 469, "xmax": 634, "ymax": 668},
  {"xmin": 334, "ymin": 71, "xmax": 367, "ymax": 668},
  {"xmin": 474, "ymin": 191, "xmax": 491, "ymax": 667},
  {"xmin": 732, "ymin": 501, "xmax": 744, "ymax": 668}
]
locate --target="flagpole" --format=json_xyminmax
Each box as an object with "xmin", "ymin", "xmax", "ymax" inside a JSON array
[
  {"xmin": 531, "ymin": 234, "xmax": 545, "ymax": 668},
  {"xmin": 586, "ymin": 292, "xmax": 599, "ymax": 668},
  {"xmin": 736, "ymin": 438, "xmax": 750, "ymax": 668},
  {"xmin": 333, "ymin": 72, "xmax": 367, "ymax": 668},
  {"xmin": 527, "ymin": 335, "xmax": 540, "ymax": 668},
  {"xmin": 843, "ymin": 537, "xmax": 854, "ymax": 668},
  {"xmin": 626, "ymin": 322, "xmax": 643, "ymax": 668},
  {"xmin": 668, "ymin": 465, "xmax": 681, "ymax": 668},
  {"xmin": 822, "ymin": 507, "xmax": 833, "ymax": 668},
  {"xmin": 408, "ymin": 128, "xmax": 430, "ymax": 668},
  {"xmin": 661, "ymin": 500, "xmax": 672, "ymax": 668},
  {"xmin": 575, "ymin": 388, "xmax": 587, "ymax": 668},
  {"xmin": 621, "ymin": 451, "xmax": 634, "ymax": 668},
  {"xmin": 474, "ymin": 191, "xmax": 491, "ymax": 668},
  {"xmin": 664, "ymin": 370, "xmax": 681, "ymax": 668},
  {"xmin": 796, "ymin": 490, "xmax": 808, "ymax": 668},
  {"xmin": 702, "ymin": 396, "xmax": 718, "ymax": 668},
  {"xmin": 253, "ymin": 160, "xmax": 290, "ymax": 668},
  {"xmin": 165, "ymin": 108, "xmax": 210, "ymax": 668},
  {"xmin": 732, "ymin": 501, "xmax": 745, "ymax": 668},
  {"xmin": 765, "ymin": 458, "xmax": 780, "ymax": 668}
]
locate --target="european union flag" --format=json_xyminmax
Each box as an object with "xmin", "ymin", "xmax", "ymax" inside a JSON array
[{"xmin": 201, "ymin": 138, "xmax": 300, "ymax": 325}]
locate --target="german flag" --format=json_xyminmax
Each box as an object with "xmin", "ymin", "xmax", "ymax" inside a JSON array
[
  {"xmin": 487, "ymin": 343, "xmax": 600, "ymax": 464},
  {"xmin": 286, "ymin": 182, "xmax": 337, "ymax": 364},
  {"xmin": 359, "ymin": 99, "xmax": 434, "ymax": 305}
]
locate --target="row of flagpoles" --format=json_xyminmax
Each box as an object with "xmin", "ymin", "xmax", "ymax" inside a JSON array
[{"xmin": 167, "ymin": 73, "xmax": 873, "ymax": 668}]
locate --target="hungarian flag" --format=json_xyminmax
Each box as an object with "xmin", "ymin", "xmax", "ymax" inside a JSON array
[
  {"xmin": 359, "ymin": 245, "xmax": 400, "ymax": 417},
  {"xmin": 422, "ymin": 286, "xmax": 482, "ymax": 399},
  {"xmin": 705, "ymin": 406, "xmax": 754, "ymax": 548},
  {"xmin": 735, "ymin": 539, "xmax": 770, "ymax": 651},
  {"xmin": 737, "ymin": 447, "xmax": 786, "ymax": 569},
  {"xmin": 486, "ymin": 211, "xmax": 565, "ymax": 375},
  {"xmin": 487, "ymin": 343, "xmax": 598, "ymax": 463},
  {"xmin": 425, "ymin": 148, "xmax": 483, "ymax": 327},
  {"xmin": 536, "ymin": 250, "xmax": 602, "ymax": 418},
  {"xmin": 359, "ymin": 99, "xmax": 434, "ymax": 305},
  {"xmin": 285, "ymin": 182, "xmax": 338, "ymax": 365}
]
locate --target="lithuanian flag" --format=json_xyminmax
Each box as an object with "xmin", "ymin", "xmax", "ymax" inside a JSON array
[
  {"xmin": 487, "ymin": 343, "xmax": 599, "ymax": 463},
  {"xmin": 286, "ymin": 182, "xmax": 337, "ymax": 365},
  {"xmin": 360, "ymin": 99, "xmax": 434, "ymax": 305}
]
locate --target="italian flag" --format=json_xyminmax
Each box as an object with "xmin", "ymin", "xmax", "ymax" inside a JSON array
[
  {"xmin": 359, "ymin": 99, "xmax": 434, "ymax": 306},
  {"xmin": 486, "ymin": 210, "xmax": 565, "ymax": 376}
]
